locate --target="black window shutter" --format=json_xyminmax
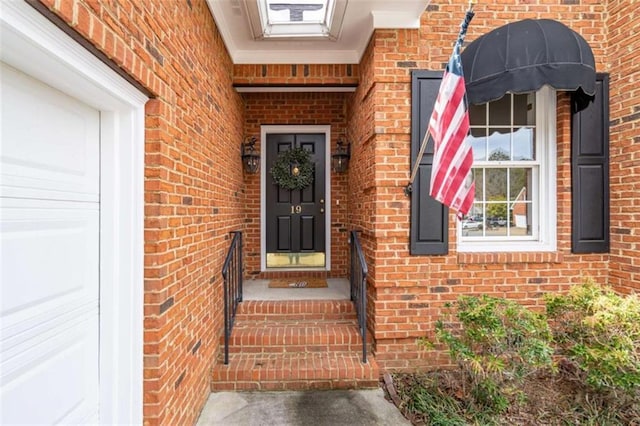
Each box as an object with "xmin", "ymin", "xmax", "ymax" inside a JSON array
[
  {"xmin": 571, "ymin": 73, "xmax": 610, "ymax": 253},
  {"xmin": 410, "ymin": 70, "xmax": 448, "ymax": 255}
]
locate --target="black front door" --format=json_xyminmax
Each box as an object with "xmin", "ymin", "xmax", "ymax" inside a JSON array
[{"xmin": 266, "ymin": 134, "xmax": 326, "ymax": 268}]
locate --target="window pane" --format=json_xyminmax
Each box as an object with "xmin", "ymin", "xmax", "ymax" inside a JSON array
[
  {"xmin": 488, "ymin": 95, "xmax": 511, "ymax": 126},
  {"xmin": 472, "ymin": 168, "xmax": 484, "ymax": 201},
  {"xmin": 513, "ymin": 127, "xmax": 535, "ymax": 160},
  {"xmin": 469, "ymin": 103, "xmax": 486, "ymax": 126},
  {"xmin": 486, "ymin": 168, "xmax": 507, "ymax": 200},
  {"xmin": 513, "ymin": 93, "xmax": 535, "ymax": 126},
  {"xmin": 488, "ymin": 129, "xmax": 511, "ymax": 160},
  {"xmin": 510, "ymin": 201, "xmax": 533, "ymax": 236},
  {"xmin": 509, "ymin": 168, "xmax": 532, "ymax": 201},
  {"xmin": 509, "ymin": 167, "xmax": 532, "ymax": 237},
  {"xmin": 486, "ymin": 201, "xmax": 509, "ymax": 221},
  {"xmin": 487, "ymin": 202, "xmax": 509, "ymax": 236},
  {"xmin": 462, "ymin": 202, "xmax": 484, "ymax": 236},
  {"xmin": 463, "ymin": 202, "xmax": 483, "ymax": 220},
  {"xmin": 469, "ymin": 128, "xmax": 486, "ymax": 161}
]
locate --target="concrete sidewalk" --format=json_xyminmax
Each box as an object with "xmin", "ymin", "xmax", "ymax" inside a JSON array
[{"xmin": 196, "ymin": 389, "xmax": 411, "ymax": 426}]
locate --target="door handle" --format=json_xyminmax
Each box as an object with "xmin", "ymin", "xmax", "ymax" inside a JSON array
[
  {"xmin": 320, "ymin": 199, "xmax": 325, "ymax": 204},
  {"xmin": 320, "ymin": 207, "xmax": 325, "ymax": 214}
]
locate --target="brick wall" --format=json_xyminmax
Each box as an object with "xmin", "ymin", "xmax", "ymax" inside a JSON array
[
  {"xmin": 233, "ymin": 64, "xmax": 359, "ymax": 86},
  {"xmin": 344, "ymin": 0, "xmax": 625, "ymax": 371},
  {"xmin": 606, "ymin": 0, "xmax": 640, "ymax": 294},
  {"xmin": 242, "ymin": 92, "xmax": 349, "ymax": 278},
  {"xmin": 345, "ymin": 32, "xmax": 378, "ymax": 334},
  {"xmin": 37, "ymin": 0, "xmax": 245, "ymax": 424}
]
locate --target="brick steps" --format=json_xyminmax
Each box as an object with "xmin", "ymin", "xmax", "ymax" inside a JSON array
[
  {"xmin": 225, "ymin": 322, "xmax": 368, "ymax": 354},
  {"xmin": 212, "ymin": 299, "xmax": 378, "ymax": 391},
  {"xmin": 211, "ymin": 352, "xmax": 379, "ymax": 391},
  {"xmin": 235, "ymin": 300, "xmax": 357, "ymax": 322}
]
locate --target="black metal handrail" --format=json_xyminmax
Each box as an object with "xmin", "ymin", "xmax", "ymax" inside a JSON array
[
  {"xmin": 350, "ymin": 230, "xmax": 368, "ymax": 364},
  {"xmin": 221, "ymin": 231, "xmax": 243, "ymax": 365}
]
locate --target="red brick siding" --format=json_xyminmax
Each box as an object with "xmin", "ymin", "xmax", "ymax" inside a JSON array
[
  {"xmin": 344, "ymin": 0, "xmax": 622, "ymax": 371},
  {"xmin": 345, "ymin": 34, "xmax": 380, "ymax": 340},
  {"xmin": 233, "ymin": 64, "xmax": 359, "ymax": 86},
  {"xmin": 606, "ymin": 0, "xmax": 640, "ymax": 294},
  {"xmin": 242, "ymin": 92, "xmax": 349, "ymax": 278},
  {"xmin": 37, "ymin": 0, "xmax": 245, "ymax": 424}
]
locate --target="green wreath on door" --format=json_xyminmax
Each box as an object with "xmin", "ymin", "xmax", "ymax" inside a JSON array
[{"xmin": 270, "ymin": 147, "xmax": 314, "ymax": 190}]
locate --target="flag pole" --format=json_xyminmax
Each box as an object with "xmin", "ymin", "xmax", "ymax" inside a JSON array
[
  {"xmin": 404, "ymin": 0, "xmax": 476, "ymax": 197},
  {"xmin": 404, "ymin": 128, "xmax": 432, "ymax": 196}
]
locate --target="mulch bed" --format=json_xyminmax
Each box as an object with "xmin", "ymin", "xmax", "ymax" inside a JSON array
[{"xmin": 382, "ymin": 369, "xmax": 640, "ymax": 425}]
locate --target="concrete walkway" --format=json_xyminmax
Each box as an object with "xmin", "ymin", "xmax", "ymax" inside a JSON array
[{"xmin": 196, "ymin": 389, "xmax": 411, "ymax": 426}]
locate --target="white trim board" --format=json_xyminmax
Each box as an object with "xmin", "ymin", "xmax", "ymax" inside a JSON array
[
  {"xmin": 260, "ymin": 125, "xmax": 332, "ymax": 272},
  {"xmin": 1, "ymin": 2, "xmax": 147, "ymax": 424}
]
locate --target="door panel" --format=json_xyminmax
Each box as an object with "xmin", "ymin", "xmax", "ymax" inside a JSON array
[
  {"xmin": 266, "ymin": 133, "xmax": 326, "ymax": 268},
  {"xmin": 0, "ymin": 64, "xmax": 99, "ymax": 202},
  {"xmin": 300, "ymin": 215, "xmax": 315, "ymax": 250},
  {"xmin": 277, "ymin": 216, "xmax": 292, "ymax": 250},
  {"xmin": 0, "ymin": 63, "xmax": 100, "ymax": 424}
]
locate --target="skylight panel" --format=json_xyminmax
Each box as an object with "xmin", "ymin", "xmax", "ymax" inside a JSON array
[
  {"xmin": 265, "ymin": 0, "xmax": 330, "ymax": 24},
  {"xmin": 246, "ymin": 0, "xmax": 346, "ymax": 40}
]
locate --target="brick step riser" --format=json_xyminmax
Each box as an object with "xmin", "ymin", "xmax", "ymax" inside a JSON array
[
  {"xmin": 211, "ymin": 379, "xmax": 380, "ymax": 391},
  {"xmin": 212, "ymin": 353, "xmax": 380, "ymax": 391},
  {"xmin": 236, "ymin": 301, "xmax": 356, "ymax": 318},
  {"xmin": 234, "ymin": 313, "xmax": 358, "ymax": 322},
  {"xmin": 223, "ymin": 343, "xmax": 371, "ymax": 355},
  {"xmin": 222, "ymin": 328, "xmax": 372, "ymax": 349},
  {"xmin": 232, "ymin": 320, "xmax": 358, "ymax": 329}
]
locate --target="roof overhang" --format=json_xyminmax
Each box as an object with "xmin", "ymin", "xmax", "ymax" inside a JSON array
[{"xmin": 206, "ymin": 0, "xmax": 431, "ymax": 64}]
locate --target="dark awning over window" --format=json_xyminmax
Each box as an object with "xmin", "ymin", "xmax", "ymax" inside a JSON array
[{"xmin": 461, "ymin": 19, "xmax": 596, "ymax": 110}]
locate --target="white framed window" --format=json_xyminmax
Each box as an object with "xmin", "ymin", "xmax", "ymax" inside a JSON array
[{"xmin": 458, "ymin": 87, "xmax": 557, "ymax": 252}]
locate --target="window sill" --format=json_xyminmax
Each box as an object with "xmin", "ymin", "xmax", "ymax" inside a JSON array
[{"xmin": 457, "ymin": 251, "xmax": 564, "ymax": 264}]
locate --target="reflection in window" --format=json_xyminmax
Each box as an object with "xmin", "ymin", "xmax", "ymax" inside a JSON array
[
  {"xmin": 488, "ymin": 128, "xmax": 511, "ymax": 160},
  {"xmin": 469, "ymin": 127, "xmax": 487, "ymax": 161},
  {"xmin": 513, "ymin": 128, "xmax": 534, "ymax": 160}
]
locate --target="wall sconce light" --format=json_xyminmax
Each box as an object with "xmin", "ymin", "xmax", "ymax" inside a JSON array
[
  {"xmin": 241, "ymin": 136, "xmax": 260, "ymax": 174},
  {"xmin": 331, "ymin": 139, "xmax": 350, "ymax": 173}
]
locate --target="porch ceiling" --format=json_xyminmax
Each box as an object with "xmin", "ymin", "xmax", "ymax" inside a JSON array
[{"xmin": 206, "ymin": 0, "xmax": 431, "ymax": 64}]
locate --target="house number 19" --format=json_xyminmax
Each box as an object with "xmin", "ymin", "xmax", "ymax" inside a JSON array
[{"xmin": 291, "ymin": 205, "xmax": 302, "ymax": 214}]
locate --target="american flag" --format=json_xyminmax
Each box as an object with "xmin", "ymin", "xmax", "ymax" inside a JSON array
[{"xmin": 429, "ymin": 9, "xmax": 475, "ymax": 219}]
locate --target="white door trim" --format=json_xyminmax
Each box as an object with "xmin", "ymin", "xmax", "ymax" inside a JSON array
[
  {"xmin": 260, "ymin": 125, "xmax": 332, "ymax": 272},
  {"xmin": 1, "ymin": 3, "xmax": 146, "ymax": 424}
]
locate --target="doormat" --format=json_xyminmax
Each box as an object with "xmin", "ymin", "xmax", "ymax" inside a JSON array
[{"xmin": 268, "ymin": 278, "xmax": 328, "ymax": 288}]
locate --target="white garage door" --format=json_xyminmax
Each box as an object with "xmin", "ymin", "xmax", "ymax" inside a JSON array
[{"xmin": 1, "ymin": 63, "xmax": 101, "ymax": 424}]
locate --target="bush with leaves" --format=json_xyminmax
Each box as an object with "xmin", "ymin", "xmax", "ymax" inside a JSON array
[
  {"xmin": 546, "ymin": 279, "xmax": 640, "ymax": 395},
  {"xmin": 421, "ymin": 295, "xmax": 554, "ymax": 414}
]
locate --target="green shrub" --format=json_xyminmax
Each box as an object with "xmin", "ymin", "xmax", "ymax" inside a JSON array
[
  {"xmin": 546, "ymin": 279, "xmax": 640, "ymax": 394},
  {"xmin": 421, "ymin": 295, "xmax": 554, "ymax": 414}
]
